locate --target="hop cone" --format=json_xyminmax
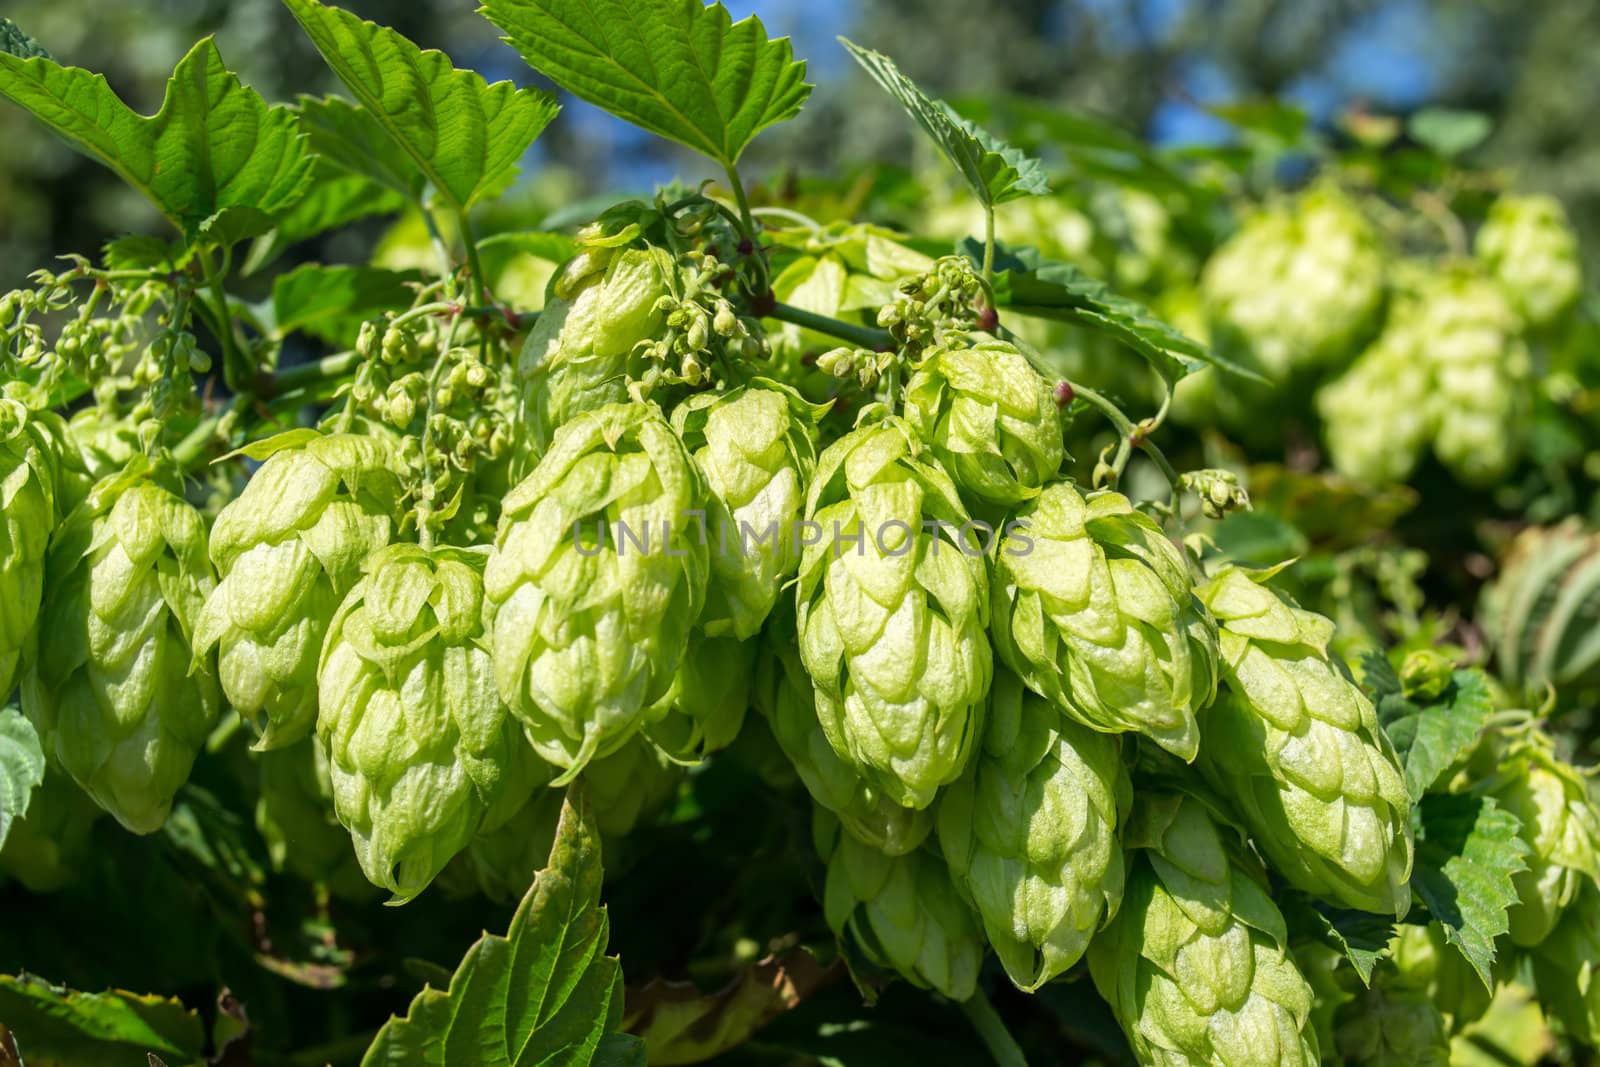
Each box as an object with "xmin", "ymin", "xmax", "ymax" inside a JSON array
[
  {"xmin": 1415, "ymin": 268, "xmax": 1529, "ymax": 488},
  {"xmin": 1202, "ymin": 183, "xmax": 1385, "ymax": 378},
  {"xmin": 1482, "ymin": 730, "xmax": 1600, "ymax": 946},
  {"xmin": 447, "ymin": 784, "xmax": 565, "ymax": 903},
  {"xmin": 753, "ymin": 624, "xmax": 933, "ymax": 856},
  {"xmin": 1088, "ymin": 795, "xmax": 1321, "ymax": 1066},
  {"xmin": 1194, "ymin": 565, "xmax": 1413, "ymax": 916},
  {"xmin": 672, "ymin": 384, "xmax": 820, "ymax": 639},
  {"xmin": 581, "ymin": 735, "xmax": 684, "ymax": 838},
  {"xmin": 0, "ymin": 399, "xmax": 74, "ymax": 695},
  {"xmin": 1475, "ymin": 194, "xmax": 1584, "ymax": 330},
  {"xmin": 195, "ymin": 432, "xmax": 402, "ymax": 749},
  {"xmin": 795, "ymin": 418, "xmax": 992, "ymax": 810},
  {"xmin": 991, "ymin": 481, "xmax": 1217, "ymax": 760},
  {"xmin": 317, "ymin": 544, "xmax": 535, "ymax": 902},
  {"xmin": 1386, "ymin": 923, "xmax": 1492, "ymax": 1032},
  {"xmin": 644, "ymin": 632, "xmax": 755, "ymax": 761},
  {"xmin": 515, "ymin": 246, "xmax": 674, "ymax": 463},
  {"xmin": 486, "ymin": 402, "xmax": 707, "ymax": 774},
  {"xmin": 902, "ymin": 336, "xmax": 1064, "ymax": 507},
  {"xmin": 254, "ymin": 737, "xmax": 375, "ymax": 901},
  {"xmin": 1532, "ymin": 883, "xmax": 1600, "ymax": 1043},
  {"xmin": 1316, "ymin": 318, "xmax": 1433, "ymax": 486},
  {"xmin": 937, "ymin": 669, "xmax": 1129, "ymax": 990},
  {"xmin": 23, "ymin": 464, "xmax": 221, "ymax": 832},
  {"xmin": 1332, "ymin": 967, "xmax": 1450, "ymax": 1067},
  {"xmin": 815, "ymin": 809, "xmax": 986, "ymax": 1000}
]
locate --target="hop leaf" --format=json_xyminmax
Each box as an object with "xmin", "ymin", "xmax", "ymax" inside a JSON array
[
  {"xmin": 795, "ymin": 418, "xmax": 992, "ymax": 810},
  {"xmin": 1195, "ymin": 565, "xmax": 1414, "ymax": 916},
  {"xmin": 936, "ymin": 669, "xmax": 1129, "ymax": 991},
  {"xmin": 23, "ymin": 462, "xmax": 222, "ymax": 833},
  {"xmin": 991, "ymin": 481, "xmax": 1217, "ymax": 760}
]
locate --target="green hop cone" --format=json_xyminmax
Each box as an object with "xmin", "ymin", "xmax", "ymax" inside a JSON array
[
  {"xmin": 672, "ymin": 383, "xmax": 822, "ymax": 640},
  {"xmin": 446, "ymin": 784, "xmax": 565, "ymax": 903},
  {"xmin": 580, "ymin": 735, "xmax": 684, "ymax": 838},
  {"xmin": 1333, "ymin": 970, "xmax": 1450, "ymax": 1067},
  {"xmin": 814, "ymin": 808, "xmax": 986, "ymax": 1000},
  {"xmin": 514, "ymin": 245, "xmax": 674, "ymax": 464},
  {"xmin": 23, "ymin": 462, "xmax": 221, "ymax": 833},
  {"xmin": 1415, "ymin": 268, "xmax": 1530, "ymax": 488},
  {"xmin": 1475, "ymin": 193, "xmax": 1584, "ymax": 331},
  {"xmin": 1481, "ymin": 729, "xmax": 1600, "ymax": 946},
  {"xmin": 1194, "ymin": 564, "xmax": 1413, "ymax": 916},
  {"xmin": 753, "ymin": 622, "xmax": 933, "ymax": 856},
  {"xmin": 195, "ymin": 432, "xmax": 403, "ymax": 749},
  {"xmin": 254, "ymin": 737, "xmax": 376, "ymax": 902},
  {"xmin": 902, "ymin": 336, "xmax": 1064, "ymax": 508},
  {"xmin": 486, "ymin": 402, "xmax": 707, "ymax": 775},
  {"xmin": 1316, "ymin": 317, "xmax": 1433, "ymax": 486},
  {"xmin": 1088, "ymin": 794, "xmax": 1321, "ymax": 1066},
  {"xmin": 991, "ymin": 481, "xmax": 1217, "ymax": 761},
  {"xmin": 644, "ymin": 632, "xmax": 756, "ymax": 761},
  {"xmin": 1386, "ymin": 923, "xmax": 1493, "ymax": 1033},
  {"xmin": 1202, "ymin": 182, "xmax": 1386, "ymax": 378},
  {"xmin": 1532, "ymin": 882, "xmax": 1600, "ymax": 1043},
  {"xmin": 316, "ymin": 543, "xmax": 535, "ymax": 902},
  {"xmin": 0, "ymin": 399, "xmax": 74, "ymax": 696},
  {"xmin": 795, "ymin": 418, "xmax": 992, "ymax": 811},
  {"xmin": 936, "ymin": 668, "xmax": 1129, "ymax": 991}
]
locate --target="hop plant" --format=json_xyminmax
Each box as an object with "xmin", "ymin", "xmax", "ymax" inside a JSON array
[
  {"xmin": 753, "ymin": 620, "xmax": 933, "ymax": 856},
  {"xmin": 1386, "ymin": 923, "xmax": 1493, "ymax": 1033},
  {"xmin": 644, "ymin": 632, "xmax": 755, "ymax": 761},
  {"xmin": 1316, "ymin": 317, "xmax": 1433, "ymax": 487},
  {"xmin": 317, "ymin": 544, "xmax": 538, "ymax": 902},
  {"xmin": 0, "ymin": 398, "xmax": 75, "ymax": 695},
  {"xmin": 581, "ymin": 735, "xmax": 684, "ymax": 839},
  {"xmin": 1202, "ymin": 182, "xmax": 1385, "ymax": 379},
  {"xmin": 1088, "ymin": 795, "xmax": 1321, "ymax": 1066},
  {"xmin": 937, "ymin": 669, "xmax": 1129, "ymax": 991},
  {"xmin": 902, "ymin": 336, "xmax": 1065, "ymax": 507},
  {"xmin": 1532, "ymin": 883, "xmax": 1600, "ymax": 1043},
  {"xmin": 990, "ymin": 481, "xmax": 1217, "ymax": 760},
  {"xmin": 1194, "ymin": 565, "xmax": 1413, "ymax": 916},
  {"xmin": 815, "ymin": 809, "xmax": 986, "ymax": 1000},
  {"xmin": 672, "ymin": 384, "xmax": 821, "ymax": 640},
  {"xmin": 23, "ymin": 462, "xmax": 221, "ymax": 833},
  {"xmin": 1475, "ymin": 193, "xmax": 1584, "ymax": 331},
  {"xmin": 1332, "ymin": 965, "xmax": 1451, "ymax": 1067},
  {"xmin": 445, "ymin": 784, "xmax": 565, "ymax": 903},
  {"xmin": 486, "ymin": 402, "xmax": 707, "ymax": 774},
  {"xmin": 195, "ymin": 432, "xmax": 403, "ymax": 749},
  {"xmin": 254, "ymin": 737, "xmax": 376, "ymax": 902},
  {"xmin": 795, "ymin": 417, "xmax": 992, "ymax": 811}
]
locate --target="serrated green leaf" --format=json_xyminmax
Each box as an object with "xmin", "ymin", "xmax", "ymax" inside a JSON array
[
  {"xmin": 483, "ymin": 0, "xmax": 810, "ymax": 171},
  {"xmin": 270, "ymin": 264, "xmax": 416, "ymax": 345},
  {"xmin": 296, "ymin": 93, "xmax": 428, "ymax": 203},
  {"xmin": 593, "ymin": 1033, "xmax": 648, "ymax": 1067},
  {"xmin": 0, "ymin": 37, "xmax": 311, "ymax": 238},
  {"xmin": 0, "ymin": 974, "xmax": 206, "ymax": 1066},
  {"xmin": 244, "ymin": 157, "xmax": 408, "ymax": 274},
  {"xmin": 1281, "ymin": 891, "xmax": 1394, "ymax": 986},
  {"xmin": 1376, "ymin": 670, "xmax": 1497, "ymax": 802},
  {"xmin": 0, "ymin": 17, "xmax": 50, "ymax": 61},
  {"xmin": 360, "ymin": 786, "xmax": 626, "ymax": 1066},
  {"xmin": 284, "ymin": 0, "xmax": 558, "ymax": 212},
  {"xmin": 1412, "ymin": 794, "xmax": 1529, "ymax": 990},
  {"xmin": 0, "ymin": 706, "xmax": 44, "ymax": 852},
  {"xmin": 840, "ymin": 38, "xmax": 1046, "ymax": 209}
]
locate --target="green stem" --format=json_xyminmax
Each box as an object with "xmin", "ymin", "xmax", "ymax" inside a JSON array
[
  {"xmin": 266, "ymin": 351, "xmax": 361, "ymax": 397},
  {"xmin": 199, "ymin": 251, "xmax": 251, "ymax": 395},
  {"xmin": 725, "ymin": 164, "xmax": 758, "ymax": 247},
  {"xmin": 982, "ymin": 205, "xmax": 996, "ymax": 287},
  {"xmin": 171, "ymin": 393, "xmax": 248, "ymax": 469},
  {"xmin": 1462, "ymin": 1033, "xmax": 1526, "ymax": 1067},
  {"xmin": 420, "ymin": 204, "xmax": 456, "ymax": 281},
  {"xmin": 768, "ymin": 301, "xmax": 892, "ymax": 350},
  {"xmin": 959, "ymin": 991, "xmax": 1027, "ymax": 1067}
]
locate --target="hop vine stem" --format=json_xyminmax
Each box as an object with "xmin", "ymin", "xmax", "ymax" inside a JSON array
[{"xmin": 959, "ymin": 990, "xmax": 1027, "ymax": 1067}]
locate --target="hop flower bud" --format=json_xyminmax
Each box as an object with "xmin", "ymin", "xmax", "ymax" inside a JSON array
[
  {"xmin": 937, "ymin": 670, "xmax": 1129, "ymax": 990},
  {"xmin": 1194, "ymin": 565, "xmax": 1413, "ymax": 916},
  {"xmin": 991, "ymin": 482, "xmax": 1217, "ymax": 760},
  {"xmin": 902, "ymin": 337, "xmax": 1064, "ymax": 507},
  {"xmin": 195, "ymin": 433, "xmax": 403, "ymax": 749},
  {"xmin": 796, "ymin": 418, "xmax": 992, "ymax": 810},
  {"xmin": 24, "ymin": 463, "xmax": 222, "ymax": 833},
  {"xmin": 485, "ymin": 403, "xmax": 707, "ymax": 775},
  {"xmin": 317, "ymin": 544, "xmax": 537, "ymax": 902}
]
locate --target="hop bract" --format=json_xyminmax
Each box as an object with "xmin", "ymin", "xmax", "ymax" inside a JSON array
[
  {"xmin": 254, "ymin": 737, "xmax": 376, "ymax": 902},
  {"xmin": 1088, "ymin": 795, "xmax": 1321, "ymax": 1066},
  {"xmin": 815, "ymin": 809, "xmax": 985, "ymax": 1000},
  {"xmin": 991, "ymin": 481, "xmax": 1217, "ymax": 760},
  {"xmin": 754, "ymin": 626, "xmax": 933, "ymax": 856},
  {"xmin": 486, "ymin": 402, "xmax": 707, "ymax": 774},
  {"xmin": 1316, "ymin": 317, "xmax": 1433, "ymax": 486},
  {"xmin": 644, "ymin": 632, "xmax": 755, "ymax": 761},
  {"xmin": 1475, "ymin": 193, "xmax": 1584, "ymax": 330},
  {"xmin": 902, "ymin": 336, "xmax": 1064, "ymax": 507},
  {"xmin": 23, "ymin": 462, "xmax": 221, "ymax": 834},
  {"xmin": 317, "ymin": 544, "xmax": 536, "ymax": 902},
  {"xmin": 937, "ymin": 669, "xmax": 1129, "ymax": 991},
  {"xmin": 1195, "ymin": 565, "xmax": 1414, "ymax": 916},
  {"xmin": 795, "ymin": 418, "xmax": 992, "ymax": 810},
  {"xmin": 1202, "ymin": 182, "xmax": 1385, "ymax": 378},
  {"xmin": 0, "ymin": 399, "xmax": 75, "ymax": 696},
  {"xmin": 195, "ymin": 432, "xmax": 403, "ymax": 749},
  {"xmin": 673, "ymin": 383, "xmax": 821, "ymax": 640},
  {"xmin": 1333, "ymin": 968, "xmax": 1451, "ymax": 1067}
]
